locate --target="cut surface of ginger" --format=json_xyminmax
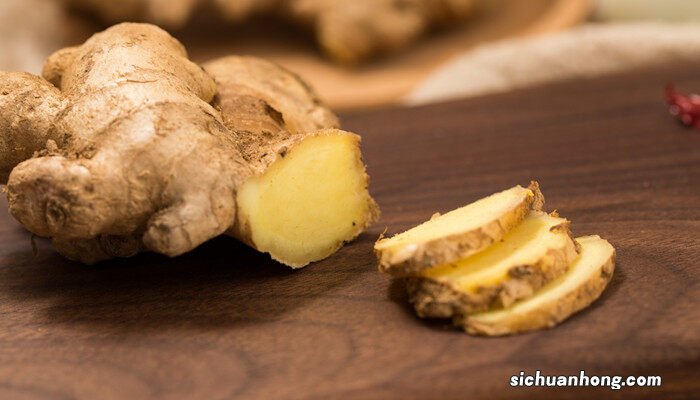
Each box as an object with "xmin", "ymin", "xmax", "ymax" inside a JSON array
[
  {"xmin": 236, "ymin": 132, "xmax": 377, "ymax": 268},
  {"xmin": 375, "ymin": 183, "xmax": 542, "ymax": 275},
  {"xmin": 422, "ymin": 212, "xmax": 572, "ymax": 293},
  {"xmin": 464, "ymin": 235, "xmax": 615, "ymax": 335}
]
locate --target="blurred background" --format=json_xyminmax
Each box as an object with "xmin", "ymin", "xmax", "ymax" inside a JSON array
[{"xmin": 2, "ymin": 0, "xmax": 700, "ymax": 110}]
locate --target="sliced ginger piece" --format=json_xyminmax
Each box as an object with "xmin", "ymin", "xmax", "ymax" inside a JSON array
[
  {"xmin": 375, "ymin": 182, "xmax": 544, "ymax": 276},
  {"xmin": 235, "ymin": 130, "xmax": 378, "ymax": 267},
  {"xmin": 407, "ymin": 211, "xmax": 579, "ymax": 317},
  {"xmin": 463, "ymin": 235, "xmax": 615, "ymax": 336}
]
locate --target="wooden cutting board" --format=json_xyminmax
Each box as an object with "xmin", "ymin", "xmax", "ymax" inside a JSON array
[{"xmin": 0, "ymin": 63, "xmax": 698, "ymax": 400}]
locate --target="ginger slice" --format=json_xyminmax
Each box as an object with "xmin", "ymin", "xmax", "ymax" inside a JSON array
[
  {"xmin": 463, "ymin": 235, "xmax": 615, "ymax": 336},
  {"xmin": 407, "ymin": 211, "xmax": 579, "ymax": 317},
  {"xmin": 375, "ymin": 182, "xmax": 543, "ymax": 276}
]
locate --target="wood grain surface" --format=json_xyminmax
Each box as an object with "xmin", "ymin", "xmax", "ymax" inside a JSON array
[{"xmin": 1, "ymin": 64, "xmax": 699, "ymax": 400}]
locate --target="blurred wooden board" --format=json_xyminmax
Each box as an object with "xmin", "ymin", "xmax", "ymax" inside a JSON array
[
  {"xmin": 1, "ymin": 63, "xmax": 699, "ymax": 399},
  {"xmin": 179, "ymin": 0, "xmax": 591, "ymax": 110},
  {"xmin": 48, "ymin": 0, "xmax": 590, "ymax": 110}
]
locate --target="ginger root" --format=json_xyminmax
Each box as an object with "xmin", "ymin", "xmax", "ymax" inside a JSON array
[
  {"xmin": 0, "ymin": 23, "xmax": 378, "ymax": 266},
  {"xmin": 63, "ymin": 0, "xmax": 475, "ymax": 64},
  {"xmin": 376, "ymin": 183, "xmax": 615, "ymax": 335},
  {"xmin": 205, "ymin": 56, "xmax": 379, "ymax": 266},
  {"xmin": 64, "ymin": 0, "xmax": 201, "ymax": 28}
]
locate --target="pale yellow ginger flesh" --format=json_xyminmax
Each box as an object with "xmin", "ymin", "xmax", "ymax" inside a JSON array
[
  {"xmin": 237, "ymin": 132, "xmax": 375, "ymax": 267},
  {"xmin": 464, "ymin": 236, "xmax": 615, "ymax": 336},
  {"xmin": 422, "ymin": 212, "xmax": 571, "ymax": 293},
  {"xmin": 375, "ymin": 183, "xmax": 542, "ymax": 275}
]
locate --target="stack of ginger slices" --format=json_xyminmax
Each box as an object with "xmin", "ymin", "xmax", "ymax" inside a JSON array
[{"xmin": 374, "ymin": 182, "xmax": 615, "ymax": 336}]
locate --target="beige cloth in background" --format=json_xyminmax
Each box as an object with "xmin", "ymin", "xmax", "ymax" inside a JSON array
[{"xmin": 406, "ymin": 22, "xmax": 700, "ymax": 105}]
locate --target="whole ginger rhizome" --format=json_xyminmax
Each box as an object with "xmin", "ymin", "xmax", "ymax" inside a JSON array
[{"xmin": 0, "ymin": 23, "xmax": 379, "ymax": 267}]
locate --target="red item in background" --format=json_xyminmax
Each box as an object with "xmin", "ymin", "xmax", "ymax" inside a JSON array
[{"xmin": 666, "ymin": 85, "xmax": 700, "ymax": 130}]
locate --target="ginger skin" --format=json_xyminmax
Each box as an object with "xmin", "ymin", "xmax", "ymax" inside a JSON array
[
  {"xmin": 0, "ymin": 23, "xmax": 378, "ymax": 266},
  {"xmin": 63, "ymin": 0, "xmax": 475, "ymax": 64}
]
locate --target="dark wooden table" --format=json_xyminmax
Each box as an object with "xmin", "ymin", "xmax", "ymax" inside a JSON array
[{"xmin": 1, "ymin": 64, "xmax": 699, "ymax": 400}]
